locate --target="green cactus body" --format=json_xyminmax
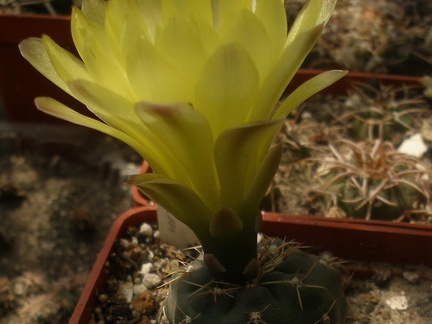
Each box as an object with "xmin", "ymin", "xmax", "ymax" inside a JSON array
[
  {"xmin": 338, "ymin": 82, "xmax": 429, "ymax": 144},
  {"xmin": 337, "ymin": 172, "xmax": 420, "ymax": 220},
  {"xmin": 348, "ymin": 109, "xmax": 410, "ymax": 142},
  {"xmin": 164, "ymin": 240, "xmax": 347, "ymax": 324},
  {"xmin": 316, "ymin": 139, "xmax": 430, "ymax": 220}
]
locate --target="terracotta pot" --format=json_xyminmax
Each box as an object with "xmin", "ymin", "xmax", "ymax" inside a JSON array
[
  {"xmin": 70, "ymin": 205, "xmax": 432, "ymax": 322},
  {"xmin": 131, "ymin": 161, "xmax": 151, "ymax": 206},
  {"xmin": 0, "ymin": 13, "xmax": 87, "ymax": 122}
]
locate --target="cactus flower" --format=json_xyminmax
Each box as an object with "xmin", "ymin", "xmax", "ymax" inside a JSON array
[{"xmin": 20, "ymin": 0, "xmax": 346, "ymax": 281}]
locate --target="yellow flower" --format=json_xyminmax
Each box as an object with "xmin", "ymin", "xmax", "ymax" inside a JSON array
[{"xmin": 20, "ymin": 0, "xmax": 345, "ymax": 277}]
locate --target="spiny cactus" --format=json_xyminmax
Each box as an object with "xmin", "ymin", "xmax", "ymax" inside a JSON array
[
  {"xmin": 334, "ymin": 82, "xmax": 430, "ymax": 143},
  {"xmin": 164, "ymin": 237, "xmax": 347, "ymax": 324},
  {"xmin": 314, "ymin": 139, "xmax": 431, "ymax": 220}
]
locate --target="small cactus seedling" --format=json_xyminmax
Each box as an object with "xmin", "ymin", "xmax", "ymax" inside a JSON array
[
  {"xmin": 333, "ymin": 82, "xmax": 430, "ymax": 144},
  {"xmin": 314, "ymin": 138, "xmax": 431, "ymax": 220}
]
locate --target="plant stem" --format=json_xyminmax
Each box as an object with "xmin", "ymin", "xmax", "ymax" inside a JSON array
[{"xmin": 199, "ymin": 223, "xmax": 258, "ymax": 284}]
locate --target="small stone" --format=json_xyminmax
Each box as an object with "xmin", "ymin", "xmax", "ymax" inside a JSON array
[
  {"xmin": 142, "ymin": 273, "xmax": 162, "ymax": 289},
  {"xmin": 386, "ymin": 295, "xmax": 408, "ymax": 310},
  {"xmin": 153, "ymin": 230, "xmax": 160, "ymax": 239},
  {"xmin": 133, "ymin": 283, "xmax": 148, "ymax": 295},
  {"xmin": 139, "ymin": 223, "xmax": 153, "ymax": 237},
  {"xmin": 403, "ymin": 271, "xmax": 420, "ymax": 284},
  {"xmin": 398, "ymin": 133, "xmax": 427, "ymax": 157},
  {"xmin": 98, "ymin": 294, "xmax": 108, "ymax": 303},
  {"xmin": 140, "ymin": 262, "xmax": 153, "ymax": 275},
  {"xmin": 117, "ymin": 281, "xmax": 134, "ymax": 303},
  {"xmin": 133, "ymin": 277, "xmax": 142, "ymax": 285},
  {"xmin": 119, "ymin": 238, "xmax": 130, "ymax": 249}
]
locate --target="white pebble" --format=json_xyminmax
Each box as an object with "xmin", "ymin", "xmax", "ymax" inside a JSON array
[
  {"xmin": 140, "ymin": 262, "xmax": 153, "ymax": 275},
  {"xmin": 398, "ymin": 134, "xmax": 427, "ymax": 158},
  {"xmin": 133, "ymin": 283, "xmax": 148, "ymax": 295},
  {"xmin": 153, "ymin": 230, "xmax": 160, "ymax": 239},
  {"xmin": 143, "ymin": 273, "xmax": 162, "ymax": 289},
  {"xmin": 139, "ymin": 223, "xmax": 153, "ymax": 237},
  {"xmin": 117, "ymin": 281, "xmax": 134, "ymax": 303},
  {"xmin": 386, "ymin": 295, "xmax": 408, "ymax": 310}
]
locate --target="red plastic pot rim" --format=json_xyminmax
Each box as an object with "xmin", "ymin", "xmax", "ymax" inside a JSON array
[{"xmin": 263, "ymin": 212, "xmax": 432, "ymax": 234}]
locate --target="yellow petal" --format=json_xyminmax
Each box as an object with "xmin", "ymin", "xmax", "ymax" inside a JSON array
[
  {"xmin": 68, "ymin": 79, "xmax": 135, "ymax": 124},
  {"xmin": 135, "ymin": 0, "xmax": 162, "ymax": 41},
  {"xmin": 155, "ymin": 16, "xmax": 208, "ymax": 97},
  {"xmin": 34, "ymin": 97, "xmax": 146, "ymax": 157},
  {"xmin": 124, "ymin": 33, "xmax": 187, "ymax": 102},
  {"xmin": 71, "ymin": 4, "xmax": 102, "ymax": 63},
  {"xmin": 105, "ymin": 0, "xmax": 159, "ymax": 61},
  {"xmin": 129, "ymin": 173, "xmax": 211, "ymax": 233},
  {"xmin": 41, "ymin": 35, "xmax": 90, "ymax": 84},
  {"xmin": 212, "ymin": 0, "xmax": 255, "ymax": 30},
  {"xmin": 19, "ymin": 38, "xmax": 70, "ymax": 95},
  {"xmin": 254, "ymin": 0, "xmax": 286, "ymax": 59},
  {"xmin": 160, "ymin": 0, "xmax": 213, "ymax": 28},
  {"xmin": 286, "ymin": 0, "xmax": 337, "ymax": 44},
  {"xmin": 135, "ymin": 101, "xmax": 219, "ymax": 207},
  {"xmin": 71, "ymin": 6, "xmax": 132, "ymax": 98},
  {"xmin": 219, "ymin": 8, "xmax": 271, "ymax": 81},
  {"xmin": 253, "ymin": 0, "xmax": 337, "ymax": 120},
  {"xmin": 80, "ymin": 0, "xmax": 105, "ymax": 24},
  {"xmin": 214, "ymin": 117, "xmax": 284, "ymax": 215},
  {"xmin": 195, "ymin": 43, "xmax": 259, "ymax": 138},
  {"xmin": 274, "ymin": 70, "xmax": 348, "ymax": 118},
  {"xmin": 67, "ymin": 80, "xmax": 169, "ymax": 171},
  {"xmin": 103, "ymin": 0, "xmax": 136, "ymax": 63},
  {"xmin": 245, "ymin": 143, "xmax": 282, "ymax": 218}
]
